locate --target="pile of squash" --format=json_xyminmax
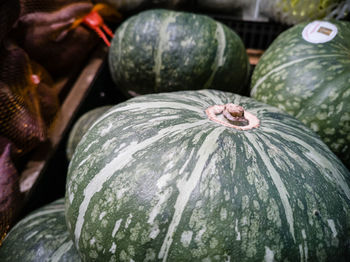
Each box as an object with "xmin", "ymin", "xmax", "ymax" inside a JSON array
[{"xmin": 1, "ymin": 3, "xmax": 350, "ymax": 262}]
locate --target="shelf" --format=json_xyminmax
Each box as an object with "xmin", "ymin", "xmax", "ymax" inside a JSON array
[{"xmin": 247, "ymin": 48, "xmax": 264, "ymax": 65}]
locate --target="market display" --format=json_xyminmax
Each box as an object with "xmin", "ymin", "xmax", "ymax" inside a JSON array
[
  {"xmin": 108, "ymin": 9, "xmax": 250, "ymax": 97},
  {"xmin": 1, "ymin": 1, "xmax": 350, "ymax": 260},
  {"xmin": 66, "ymin": 89, "xmax": 350, "ymax": 261}
]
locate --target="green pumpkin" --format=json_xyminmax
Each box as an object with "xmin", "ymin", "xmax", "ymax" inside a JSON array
[
  {"xmin": 108, "ymin": 9, "xmax": 250, "ymax": 97},
  {"xmin": 0, "ymin": 198, "xmax": 81, "ymax": 262},
  {"xmin": 66, "ymin": 89, "xmax": 350, "ymax": 262},
  {"xmin": 66, "ymin": 106, "xmax": 112, "ymax": 161},
  {"xmin": 250, "ymin": 19, "xmax": 350, "ymax": 167}
]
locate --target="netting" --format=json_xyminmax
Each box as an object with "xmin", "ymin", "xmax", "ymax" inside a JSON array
[
  {"xmin": 19, "ymin": 0, "xmax": 90, "ymax": 15},
  {"xmin": 0, "ymin": 41, "xmax": 60, "ymax": 154},
  {"xmin": 0, "ymin": 0, "xmax": 66, "ymax": 243},
  {"xmin": 0, "ymin": 139, "xmax": 22, "ymax": 246},
  {"xmin": 13, "ymin": 0, "xmax": 100, "ymax": 76},
  {"xmin": 0, "ymin": 42, "xmax": 61, "ymax": 245},
  {"xmin": 0, "ymin": 0, "xmax": 120, "ymax": 244}
]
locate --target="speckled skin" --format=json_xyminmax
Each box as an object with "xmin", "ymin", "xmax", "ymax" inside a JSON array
[
  {"xmin": 66, "ymin": 89, "xmax": 350, "ymax": 262},
  {"xmin": 108, "ymin": 9, "xmax": 250, "ymax": 97},
  {"xmin": 251, "ymin": 20, "xmax": 350, "ymax": 168},
  {"xmin": 66, "ymin": 106, "xmax": 113, "ymax": 161},
  {"xmin": 259, "ymin": 0, "xmax": 346, "ymax": 25},
  {"xmin": 0, "ymin": 198, "xmax": 81, "ymax": 262}
]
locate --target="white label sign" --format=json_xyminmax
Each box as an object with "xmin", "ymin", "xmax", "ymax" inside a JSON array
[{"xmin": 302, "ymin": 21, "xmax": 338, "ymax": 44}]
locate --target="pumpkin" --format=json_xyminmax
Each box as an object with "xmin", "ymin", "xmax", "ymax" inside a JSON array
[
  {"xmin": 66, "ymin": 105, "xmax": 112, "ymax": 161},
  {"xmin": 259, "ymin": 0, "xmax": 349, "ymax": 25},
  {"xmin": 250, "ymin": 19, "xmax": 350, "ymax": 167},
  {"xmin": 0, "ymin": 198, "xmax": 81, "ymax": 261},
  {"xmin": 108, "ymin": 9, "xmax": 250, "ymax": 97},
  {"xmin": 65, "ymin": 89, "xmax": 350, "ymax": 261}
]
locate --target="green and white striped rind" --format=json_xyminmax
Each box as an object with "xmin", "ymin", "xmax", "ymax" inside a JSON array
[
  {"xmin": 108, "ymin": 9, "xmax": 250, "ymax": 97},
  {"xmin": 250, "ymin": 19, "xmax": 350, "ymax": 167},
  {"xmin": 65, "ymin": 89, "xmax": 350, "ymax": 262},
  {"xmin": 66, "ymin": 106, "xmax": 113, "ymax": 161},
  {"xmin": 0, "ymin": 198, "xmax": 81, "ymax": 262}
]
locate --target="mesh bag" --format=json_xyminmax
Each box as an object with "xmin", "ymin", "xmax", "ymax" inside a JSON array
[
  {"xmin": 0, "ymin": 41, "xmax": 60, "ymax": 154},
  {"xmin": 19, "ymin": 0, "xmax": 88, "ymax": 15},
  {"xmin": 12, "ymin": 0, "xmax": 112, "ymax": 76},
  {"xmin": 0, "ymin": 0, "xmax": 119, "ymax": 244},
  {"xmin": 0, "ymin": 137, "xmax": 23, "ymax": 246}
]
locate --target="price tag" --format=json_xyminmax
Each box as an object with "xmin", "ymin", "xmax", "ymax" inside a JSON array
[{"xmin": 302, "ymin": 21, "xmax": 338, "ymax": 44}]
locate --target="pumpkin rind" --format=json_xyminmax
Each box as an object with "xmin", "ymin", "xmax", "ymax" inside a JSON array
[
  {"xmin": 66, "ymin": 89, "xmax": 350, "ymax": 262},
  {"xmin": 108, "ymin": 9, "xmax": 250, "ymax": 97},
  {"xmin": 0, "ymin": 198, "xmax": 81, "ymax": 262},
  {"xmin": 250, "ymin": 20, "xmax": 350, "ymax": 167},
  {"xmin": 66, "ymin": 106, "xmax": 112, "ymax": 161}
]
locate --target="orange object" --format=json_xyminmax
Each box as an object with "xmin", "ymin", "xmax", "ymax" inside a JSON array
[
  {"xmin": 81, "ymin": 9, "xmax": 114, "ymax": 46},
  {"xmin": 73, "ymin": 3, "xmax": 121, "ymax": 47},
  {"xmin": 0, "ymin": 41, "xmax": 59, "ymax": 153}
]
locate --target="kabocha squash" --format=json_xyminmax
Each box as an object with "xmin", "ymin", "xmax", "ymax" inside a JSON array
[
  {"xmin": 66, "ymin": 105, "xmax": 112, "ymax": 161},
  {"xmin": 250, "ymin": 20, "xmax": 350, "ymax": 167},
  {"xmin": 108, "ymin": 9, "xmax": 250, "ymax": 97},
  {"xmin": 0, "ymin": 198, "xmax": 81, "ymax": 261},
  {"xmin": 66, "ymin": 89, "xmax": 350, "ymax": 262}
]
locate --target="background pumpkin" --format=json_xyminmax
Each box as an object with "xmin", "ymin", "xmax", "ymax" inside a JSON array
[
  {"xmin": 0, "ymin": 198, "xmax": 81, "ymax": 261},
  {"xmin": 250, "ymin": 19, "xmax": 350, "ymax": 168},
  {"xmin": 108, "ymin": 9, "xmax": 250, "ymax": 97},
  {"xmin": 66, "ymin": 105, "xmax": 112, "ymax": 161},
  {"xmin": 66, "ymin": 89, "xmax": 350, "ymax": 261}
]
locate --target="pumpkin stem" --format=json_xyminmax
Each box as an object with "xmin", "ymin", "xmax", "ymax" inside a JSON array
[
  {"xmin": 223, "ymin": 103, "xmax": 249, "ymax": 126},
  {"xmin": 205, "ymin": 103, "xmax": 260, "ymax": 130}
]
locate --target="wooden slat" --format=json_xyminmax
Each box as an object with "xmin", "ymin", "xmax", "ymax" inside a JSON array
[{"xmin": 247, "ymin": 48, "xmax": 264, "ymax": 65}]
